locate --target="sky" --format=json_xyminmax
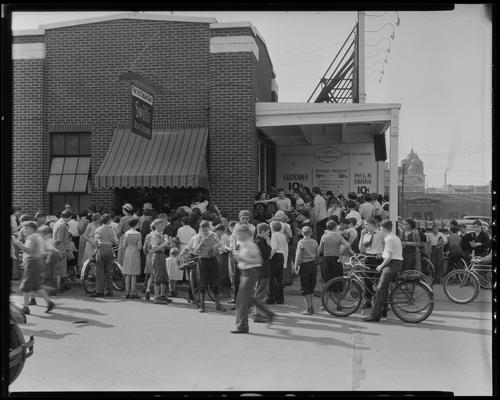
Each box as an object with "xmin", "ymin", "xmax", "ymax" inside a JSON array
[{"xmin": 11, "ymin": 6, "xmax": 492, "ymax": 188}]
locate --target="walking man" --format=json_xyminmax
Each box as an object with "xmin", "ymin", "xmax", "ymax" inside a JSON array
[{"xmin": 231, "ymin": 224, "xmax": 275, "ymax": 334}]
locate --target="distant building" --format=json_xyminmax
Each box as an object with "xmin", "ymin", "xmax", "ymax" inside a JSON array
[
  {"xmin": 427, "ymin": 182, "xmax": 491, "ymax": 194},
  {"xmin": 402, "ymin": 193, "xmax": 491, "ymax": 221},
  {"xmin": 383, "ymin": 150, "xmax": 491, "ymax": 220},
  {"xmin": 384, "ymin": 148, "xmax": 425, "ymax": 195}
]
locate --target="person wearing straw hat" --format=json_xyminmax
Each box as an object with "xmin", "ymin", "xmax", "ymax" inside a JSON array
[{"xmin": 117, "ymin": 203, "xmax": 134, "ymax": 266}]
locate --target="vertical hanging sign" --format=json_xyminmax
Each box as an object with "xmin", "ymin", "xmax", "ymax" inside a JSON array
[{"xmin": 131, "ymin": 83, "xmax": 153, "ymax": 140}]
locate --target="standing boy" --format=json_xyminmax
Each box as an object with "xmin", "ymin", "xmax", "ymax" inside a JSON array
[{"xmin": 294, "ymin": 226, "xmax": 319, "ymax": 315}]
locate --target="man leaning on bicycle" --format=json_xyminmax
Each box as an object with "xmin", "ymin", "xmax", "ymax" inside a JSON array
[{"xmin": 363, "ymin": 220, "xmax": 403, "ymax": 322}]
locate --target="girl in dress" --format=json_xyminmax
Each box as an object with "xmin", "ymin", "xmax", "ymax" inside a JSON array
[
  {"xmin": 121, "ymin": 217, "xmax": 142, "ymax": 299},
  {"xmin": 117, "ymin": 203, "xmax": 134, "ymax": 265},
  {"xmin": 166, "ymin": 247, "xmax": 182, "ymax": 297},
  {"xmin": 82, "ymin": 213, "xmax": 102, "ymax": 265}
]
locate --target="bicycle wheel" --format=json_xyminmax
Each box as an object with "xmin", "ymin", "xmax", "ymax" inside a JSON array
[
  {"xmin": 420, "ymin": 257, "xmax": 436, "ymax": 285},
  {"xmin": 188, "ymin": 269, "xmax": 201, "ymax": 308},
  {"xmin": 443, "ymin": 270, "xmax": 480, "ymax": 304},
  {"xmin": 112, "ymin": 262, "xmax": 125, "ymax": 292},
  {"xmin": 389, "ymin": 280, "xmax": 434, "ymax": 323},
  {"xmin": 321, "ymin": 277, "xmax": 363, "ymax": 317},
  {"xmin": 81, "ymin": 260, "xmax": 97, "ymax": 294}
]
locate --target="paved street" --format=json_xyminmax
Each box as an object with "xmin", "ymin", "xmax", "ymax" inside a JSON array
[{"xmin": 9, "ymin": 280, "xmax": 492, "ymax": 395}]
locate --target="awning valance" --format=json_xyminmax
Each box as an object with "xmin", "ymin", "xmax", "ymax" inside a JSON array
[{"xmin": 95, "ymin": 127, "xmax": 209, "ymax": 189}]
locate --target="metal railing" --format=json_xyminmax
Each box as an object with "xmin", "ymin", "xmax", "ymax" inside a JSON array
[{"xmin": 307, "ymin": 24, "xmax": 358, "ymax": 104}]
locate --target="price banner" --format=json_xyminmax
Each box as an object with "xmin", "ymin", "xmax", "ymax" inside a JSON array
[{"xmin": 131, "ymin": 83, "xmax": 153, "ymax": 140}]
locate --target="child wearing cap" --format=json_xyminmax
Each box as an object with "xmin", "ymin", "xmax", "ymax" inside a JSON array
[
  {"xmin": 12, "ymin": 222, "xmax": 56, "ymax": 314},
  {"xmin": 294, "ymin": 226, "xmax": 319, "ymax": 315}
]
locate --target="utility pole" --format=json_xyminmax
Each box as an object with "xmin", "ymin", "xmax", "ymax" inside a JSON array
[
  {"xmin": 357, "ymin": 11, "xmax": 366, "ymax": 103},
  {"xmin": 400, "ymin": 163, "xmax": 405, "ymax": 218}
]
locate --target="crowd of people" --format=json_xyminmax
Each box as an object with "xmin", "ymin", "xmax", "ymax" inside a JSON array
[{"xmin": 10, "ymin": 186, "xmax": 492, "ymax": 331}]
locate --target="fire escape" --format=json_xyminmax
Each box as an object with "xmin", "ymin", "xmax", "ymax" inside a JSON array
[{"xmin": 307, "ymin": 21, "xmax": 361, "ymax": 104}]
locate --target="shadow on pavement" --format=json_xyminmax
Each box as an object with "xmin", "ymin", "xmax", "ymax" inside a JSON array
[
  {"xmin": 250, "ymin": 324, "xmax": 368, "ymax": 349},
  {"xmin": 19, "ymin": 327, "xmax": 76, "ymax": 340},
  {"xmin": 32, "ymin": 311, "xmax": 115, "ymax": 329},
  {"xmin": 52, "ymin": 304, "xmax": 107, "ymax": 316}
]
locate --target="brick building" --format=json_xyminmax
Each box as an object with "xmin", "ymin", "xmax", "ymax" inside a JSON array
[
  {"xmin": 12, "ymin": 12, "xmax": 402, "ymax": 223},
  {"xmin": 12, "ymin": 12, "xmax": 278, "ymax": 218}
]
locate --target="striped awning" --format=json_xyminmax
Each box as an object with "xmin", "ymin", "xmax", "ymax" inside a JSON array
[{"xmin": 95, "ymin": 127, "xmax": 209, "ymax": 189}]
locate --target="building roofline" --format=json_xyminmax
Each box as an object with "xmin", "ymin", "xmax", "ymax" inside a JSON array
[
  {"xmin": 210, "ymin": 21, "xmax": 276, "ymax": 78},
  {"xmin": 12, "ymin": 12, "xmax": 217, "ymax": 36},
  {"xmin": 12, "ymin": 28, "xmax": 45, "ymax": 36}
]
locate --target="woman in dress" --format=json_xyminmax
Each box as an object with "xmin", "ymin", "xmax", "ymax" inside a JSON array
[
  {"xmin": 117, "ymin": 203, "xmax": 134, "ymax": 266},
  {"xmin": 400, "ymin": 218, "xmax": 421, "ymax": 272},
  {"xmin": 121, "ymin": 217, "xmax": 142, "ymax": 299},
  {"xmin": 82, "ymin": 213, "xmax": 102, "ymax": 265}
]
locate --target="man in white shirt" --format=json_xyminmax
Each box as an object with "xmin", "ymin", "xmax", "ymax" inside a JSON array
[
  {"xmin": 363, "ymin": 220, "xmax": 403, "ymax": 322},
  {"xmin": 293, "ymin": 190, "xmax": 306, "ymax": 211},
  {"xmin": 269, "ymin": 221, "xmax": 288, "ymax": 304},
  {"xmin": 312, "ymin": 186, "xmax": 328, "ymax": 242},
  {"xmin": 256, "ymin": 188, "xmax": 292, "ymax": 212},
  {"xmin": 176, "ymin": 216, "xmax": 197, "ymax": 256},
  {"xmin": 228, "ymin": 210, "xmax": 257, "ymax": 303},
  {"xmin": 230, "ymin": 224, "xmax": 275, "ymax": 333},
  {"xmin": 345, "ymin": 200, "xmax": 362, "ymax": 228}
]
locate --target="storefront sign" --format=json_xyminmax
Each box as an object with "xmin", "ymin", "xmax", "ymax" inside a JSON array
[
  {"xmin": 277, "ymin": 142, "xmax": 378, "ymax": 195},
  {"xmin": 131, "ymin": 83, "xmax": 153, "ymax": 140},
  {"xmin": 276, "ymin": 147, "xmax": 312, "ymax": 192}
]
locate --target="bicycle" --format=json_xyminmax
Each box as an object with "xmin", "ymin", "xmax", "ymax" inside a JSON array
[
  {"xmin": 178, "ymin": 255, "xmax": 215, "ymax": 308},
  {"xmin": 420, "ymin": 256, "xmax": 436, "ymax": 285},
  {"xmin": 80, "ymin": 245, "xmax": 125, "ymax": 294},
  {"xmin": 321, "ymin": 255, "xmax": 434, "ymax": 323},
  {"xmin": 443, "ymin": 256, "xmax": 492, "ymax": 304}
]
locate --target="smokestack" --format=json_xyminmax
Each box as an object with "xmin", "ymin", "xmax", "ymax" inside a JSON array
[{"xmin": 444, "ymin": 171, "xmax": 447, "ymax": 187}]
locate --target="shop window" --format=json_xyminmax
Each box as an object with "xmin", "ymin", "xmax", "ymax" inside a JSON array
[
  {"xmin": 51, "ymin": 194, "xmax": 91, "ymax": 216},
  {"xmin": 424, "ymin": 212, "xmax": 434, "ymax": 220},
  {"xmin": 47, "ymin": 157, "xmax": 90, "ymax": 193},
  {"xmin": 48, "ymin": 132, "xmax": 91, "ymax": 194},
  {"xmin": 412, "ymin": 212, "xmax": 422, "ymax": 220}
]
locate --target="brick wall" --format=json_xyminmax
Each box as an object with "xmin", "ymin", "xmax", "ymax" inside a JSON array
[
  {"xmin": 209, "ymin": 52, "xmax": 258, "ymax": 218},
  {"xmin": 12, "ymin": 59, "xmax": 45, "ymax": 215},
  {"xmin": 13, "ymin": 17, "xmax": 276, "ymax": 218},
  {"xmin": 43, "ymin": 19, "xmax": 211, "ymax": 209}
]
